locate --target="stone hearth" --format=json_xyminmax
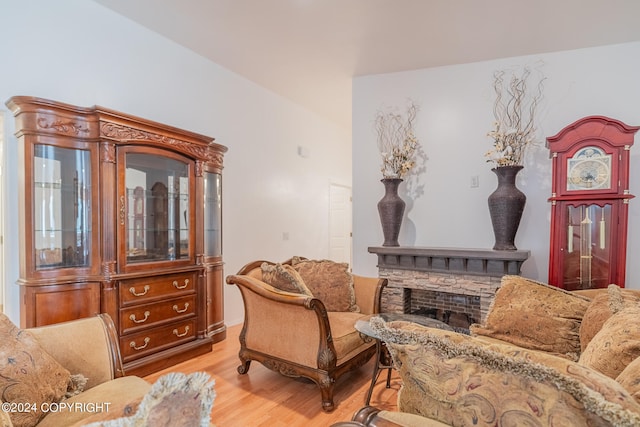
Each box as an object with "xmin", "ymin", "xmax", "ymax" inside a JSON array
[{"xmin": 368, "ymin": 246, "xmax": 530, "ymax": 328}]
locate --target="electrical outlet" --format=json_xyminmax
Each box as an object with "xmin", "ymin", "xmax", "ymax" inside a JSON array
[{"xmin": 470, "ymin": 175, "xmax": 480, "ymax": 188}]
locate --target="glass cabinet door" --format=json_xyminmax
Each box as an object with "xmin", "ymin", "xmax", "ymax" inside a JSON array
[
  {"xmin": 34, "ymin": 145, "xmax": 91, "ymax": 270},
  {"xmin": 204, "ymin": 172, "xmax": 222, "ymax": 257},
  {"xmin": 124, "ymin": 151, "xmax": 192, "ymax": 264}
]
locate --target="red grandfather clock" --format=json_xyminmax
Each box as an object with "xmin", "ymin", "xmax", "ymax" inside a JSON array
[{"xmin": 547, "ymin": 116, "xmax": 638, "ymax": 290}]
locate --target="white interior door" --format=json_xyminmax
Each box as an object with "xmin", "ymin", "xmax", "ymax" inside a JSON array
[{"xmin": 329, "ymin": 183, "xmax": 352, "ymax": 265}]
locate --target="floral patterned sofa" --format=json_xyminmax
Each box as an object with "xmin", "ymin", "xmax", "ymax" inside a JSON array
[{"xmin": 338, "ymin": 276, "xmax": 640, "ymax": 427}]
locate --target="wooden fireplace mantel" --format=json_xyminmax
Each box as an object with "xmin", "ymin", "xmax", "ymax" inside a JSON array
[{"xmin": 368, "ymin": 246, "xmax": 530, "ymax": 276}]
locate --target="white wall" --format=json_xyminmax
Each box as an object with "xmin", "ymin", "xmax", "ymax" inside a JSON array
[
  {"xmin": 0, "ymin": 0, "xmax": 351, "ymax": 326},
  {"xmin": 352, "ymin": 42, "xmax": 640, "ymax": 290}
]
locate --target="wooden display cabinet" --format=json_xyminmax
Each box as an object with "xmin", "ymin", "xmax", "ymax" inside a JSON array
[{"xmin": 7, "ymin": 96, "xmax": 228, "ymax": 376}]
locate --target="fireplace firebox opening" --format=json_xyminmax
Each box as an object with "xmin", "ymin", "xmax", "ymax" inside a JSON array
[{"xmin": 407, "ymin": 289, "xmax": 480, "ymax": 334}]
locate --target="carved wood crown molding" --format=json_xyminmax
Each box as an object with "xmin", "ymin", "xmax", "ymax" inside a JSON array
[
  {"xmin": 100, "ymin": 122, "xmax": 223, "ymax": 166},
  {"xmin": 7, "ymin": 97, "xmax": 225, "ymax": 166},
  {"xmin": 37, "ymin": 117, "xmax": 90, "ymax": 136}
]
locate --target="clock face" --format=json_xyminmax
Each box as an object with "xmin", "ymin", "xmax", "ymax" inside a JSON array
[{"xmin": 567, "ymin": 147, "xmax": 612, "ymax": 191}]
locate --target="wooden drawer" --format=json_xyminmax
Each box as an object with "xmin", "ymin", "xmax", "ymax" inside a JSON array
[
  {"xmin": 119, "ymin": 272, "xmax": 196, "ymax": 306},
  {"xmin": 120, "ymin": 318, "xmax": 196, "ymax": 363},
  {"xmin": 119, "ymin": 295, "xmax": 196, "ymax": 335}
]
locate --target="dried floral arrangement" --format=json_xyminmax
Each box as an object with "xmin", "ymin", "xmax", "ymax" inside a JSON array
[
  {"xmin": 485, "ymin": 66, "xmax": 545, "ymax": 167},
  {"xmin": 375, "ymin": 101, "xmax": 420, "ymax": 179}
]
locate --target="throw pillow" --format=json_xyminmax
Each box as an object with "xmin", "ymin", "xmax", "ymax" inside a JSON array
[
  {"xmin": 82, "ymin": 372, "xmax": 215, "ymax": 427},
  {"xmin": 291, "ymin": 257, "xmax": 359, "ymax": 312},
  {"xmin": 0, "ymin": 313, "xmax": 72, "ymax": 427},
  {"xmin": 260, "ymin": 262, "xmax": 313, "ymax": 296},
  {"xmin": 371, "ymin": 317, "xmax": 640, "ymax": 427},
  {"xmin": 579, "ymin": 285, "xmax": 640, "ymax": 351},
  {"xmin": 469, "ymin": 275, "xmax": 591, "ymax": 360},
  {"xmin": 617, "ymin": 356, "xmax": 640, "ymax": 404},
  {"xmin": 579, "ymin": 306, "xmax": 640, "ymax": 379}
]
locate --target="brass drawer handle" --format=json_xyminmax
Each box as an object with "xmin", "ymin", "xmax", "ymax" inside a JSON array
[
  {"xmin": 129, "ymin": 285, "xmax": 150, "ymax": 297},
  {"xmin": 173, "ymin": 326, "xmax": 190, "ymax": 338},
  {"xmin": 173, "ymin": 303, "xmax": 190, "ymax": 314},
  {"xmin": 129, "ymin": 311, "xmax": 150, "ymax": 323},
  {"xmin": 130, "ymin": 337, "xmax": 150, "ymax": 351},
  {"xmin": 173, "ymin": 279, "xmax": 189, "ymax": 290}
]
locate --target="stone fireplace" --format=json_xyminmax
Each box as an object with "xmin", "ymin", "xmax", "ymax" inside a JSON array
[{"xmin": 368, "ymin": 246, "xmax": 530, "ymax": 332}]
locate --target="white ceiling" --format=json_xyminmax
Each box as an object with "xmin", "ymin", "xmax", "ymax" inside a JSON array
[{"xmin": 94, "ymin": 0, "xmax": 640, "ymax": 128}]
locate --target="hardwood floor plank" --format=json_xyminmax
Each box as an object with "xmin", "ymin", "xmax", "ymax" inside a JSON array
[{"xmin": 144, "ymin": 324, "xmax": 399, "ymax": 426}]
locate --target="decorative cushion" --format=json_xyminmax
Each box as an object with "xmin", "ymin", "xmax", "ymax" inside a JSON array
[
  {"xmin": 371, "ymin": 317, "xmax": 640, "ymax": 427},
  {"xmin": 0, "ymin": 313, "xmax": 72, "ymax": 427},
  {"xmin": 82, "ymin": 372, "xmax": 215, "ymax": 427},
  {"xmin": 579, "ymin": 306, "xmax": 640, "ymax": 379},
  {"xmin": 579, "ymin": 285, "xmax": 640, "ymax": 351},
  {"xmin": 260, "ymin": 262, "xmax": 313, "ymax": 296},
  {"xmin": 469, "ymin": 275, "xmax": 591, "ymax": 360},
  {"xmin": 291, "ymin": 257, "xmax": 359, "ymax": 312},
  {"xmin": 617, "ymin": 356, "xmax": 640, "ymax": 405}
]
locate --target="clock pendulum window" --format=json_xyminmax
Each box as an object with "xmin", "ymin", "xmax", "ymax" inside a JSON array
[
  {"xmin": 546, "ymin": 116, "xmax": 638, "ymax": 290},
  {"xmin": 566, "ymin": 204, "xmax": 610, "ymax": 288}
]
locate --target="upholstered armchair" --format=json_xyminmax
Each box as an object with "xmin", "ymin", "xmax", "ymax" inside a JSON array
[
  {"xmin": 1, "ymin": 314, "xmax": 151, "ymax": 427},
  {"xmin": 1, "ymin": 313, "xmax": 216, "ymax": 427},
  {"xmin": 225, "ymin": 257, "xmax": 388, "ymax": 412}
]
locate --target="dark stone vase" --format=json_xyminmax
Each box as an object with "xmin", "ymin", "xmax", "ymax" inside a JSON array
[
  {"xmin": 378, "ymin": 178, "xmax": 405, "ymax": 247},
  {"xmin": 488, "ymin": 165, "xmax": 526, "ymax": 251}
]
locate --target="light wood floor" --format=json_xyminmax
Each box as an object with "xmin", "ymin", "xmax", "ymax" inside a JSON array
[{"xmin": 144, "ymin": 324, "xmax": 400, "ymax": 427}]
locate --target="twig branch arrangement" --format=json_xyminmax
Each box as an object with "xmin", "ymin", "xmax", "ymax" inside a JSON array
[
  {"xmin": 375, "ymin": 101, "xmax": 420, "ymax": 179},
  {"xmin": 486, "ymin": 66, "xmax": 545, "ymax": 167}
]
